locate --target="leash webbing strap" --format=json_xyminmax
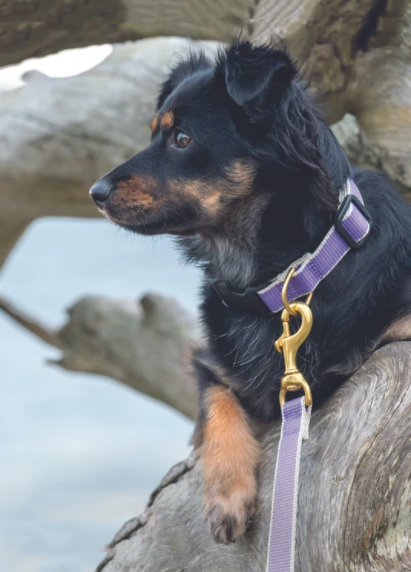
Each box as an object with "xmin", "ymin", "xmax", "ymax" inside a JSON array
[{"xmin": 266, "ymin": 396, "xmax": 311, "ymax": 572}]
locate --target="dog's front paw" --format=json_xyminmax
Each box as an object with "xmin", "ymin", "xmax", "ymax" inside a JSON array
[
  {"xmin": 205, "ymin": 487, "xmax": 256, "ymax": 543},
  {"xmin": 197, "ymin": 386, "xmax": 261, "ymax": 543}
]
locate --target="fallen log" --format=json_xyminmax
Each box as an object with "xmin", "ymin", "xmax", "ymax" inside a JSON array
[{"xmin": 97, "ymin": 342, "xmax": 411, "ymax": 572}]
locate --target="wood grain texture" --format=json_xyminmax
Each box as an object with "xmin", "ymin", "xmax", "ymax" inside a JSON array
[
  {"xmin": 252, "ymin": 0, "xmax": 410, "ymax": 98},
  {"xmin": 251, "ymin": 0, "xmax": 411, "ymax": 194},
  {"xmin": 97, "ymin": 342, "xmax": 411, "ymax": 572},
  {"xmin": 252, "ymin": 0, "xmax": 377, "ymax": 120},
  {"xmin": 348, "ymin": 47, "xmax": 411, "ymax": 193},
  {"xmin": 0, "ymin": 0, "xmax": 251, "ymax": 67}
]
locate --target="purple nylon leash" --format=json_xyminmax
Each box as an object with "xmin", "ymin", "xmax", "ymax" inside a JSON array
[
  {"xmin": 266, "ymin": 396, "xmax": 311, "ymax": 572},
  {"xmin": 264, "ymin": 180, "xmax": 370, "ymax": 568},
  {"xmin": 267, "ymin": 273, "xmax": 314, "ymax": 571}
]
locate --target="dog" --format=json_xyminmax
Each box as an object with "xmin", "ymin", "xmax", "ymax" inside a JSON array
[{"xmin": 89, "ymin": 40, "xmax": 411, "ymax": 544}]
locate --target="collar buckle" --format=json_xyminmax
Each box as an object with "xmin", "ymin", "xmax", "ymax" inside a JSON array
[{"xmin": 335, "ymin": 194, "xmax": 372, "ymax": 250}]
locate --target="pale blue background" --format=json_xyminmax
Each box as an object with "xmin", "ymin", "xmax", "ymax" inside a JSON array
[{"xmin": 0, "ymin": 218, "xmax": 200, "ymax": 572}]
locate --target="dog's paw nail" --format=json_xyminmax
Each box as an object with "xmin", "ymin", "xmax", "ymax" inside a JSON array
[{"xmin": 206, "ymin": 497, "xmax": 255, "ymax": 544}]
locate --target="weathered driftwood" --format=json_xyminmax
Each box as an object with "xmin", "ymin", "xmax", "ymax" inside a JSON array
[
  {"xmin": 348, "ymin": 47, "xmax": 411, "ymax": 196},
  {"xmin": 252, "ymin": 0, "xmax": 409, "ymax": 118},
  {"xmin": 97, "ymin": 342, "xmax": 411, "ymax": 572},
  {"xmin": 252, "ymin": 0, "xmax": 411, "ymax": 199},
  {"xmin": 0, "ymin": 293, "xmax": 199, "ymax": 419},
  {"xmin": 0, "ymin": 0, "xmax": 251, "ymax": 67}
]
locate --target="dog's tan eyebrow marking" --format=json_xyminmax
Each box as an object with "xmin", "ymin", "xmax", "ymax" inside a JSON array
[
  {"xmin": 150, "ymin": 114, "xmax": 159, "ymax": 132},
  {"xmin": 160, "ymin": 110, "xmax": 175, "ymax": 130}
]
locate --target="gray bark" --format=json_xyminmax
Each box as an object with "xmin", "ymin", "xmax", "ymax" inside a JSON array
[
  {"xmin": 0, "ymin": 0, "xmax": 252, "ymax": 67},
  {"xmin": 252, "ymin": 0, "xmax": 411, "ymax": 198},
  {"xmin": 98, "ymin": 342, "xmax": 411, "ymax": 572}
]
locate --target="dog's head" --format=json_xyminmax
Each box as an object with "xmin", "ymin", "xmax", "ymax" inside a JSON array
[{"xmin": 90, "ymin": 41, "xmax": 335, "ymax": 235}]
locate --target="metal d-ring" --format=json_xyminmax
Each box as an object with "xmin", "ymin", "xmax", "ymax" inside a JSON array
[
  {"xmin": 282, "ymin": 267, "xmax": 313, "ymax": 315},
  {"xmin": 282, "ymin": 268, "xmax": 298, "ymax": 316}
]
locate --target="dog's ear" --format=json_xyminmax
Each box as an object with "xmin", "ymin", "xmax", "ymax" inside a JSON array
[
  {"xmin": 223, "ymin": 41, "xmax": 297, "ymax": 119},
  {"xmin": 157, "ymin": 51, "xmax": 212, "ymax": 110}
]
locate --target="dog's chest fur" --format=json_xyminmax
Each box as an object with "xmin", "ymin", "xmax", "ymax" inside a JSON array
[{"xmin": 187, "ymin": 172, "xmax": 411, "ymax": 422}]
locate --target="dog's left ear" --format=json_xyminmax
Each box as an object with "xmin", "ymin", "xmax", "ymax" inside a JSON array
[{"xmin": 223, "ymin": 41, "xmax": 297, "ymax": 119}]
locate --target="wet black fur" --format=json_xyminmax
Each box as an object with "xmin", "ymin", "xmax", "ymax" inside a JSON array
[{"xmin": 94, "ymin": 41, "xmax": 411, "ymax": 423}]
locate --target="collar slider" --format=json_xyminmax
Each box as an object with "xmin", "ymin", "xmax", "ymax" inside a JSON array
[{"xmin": 335, "ymin": 194, "xmax": 372, "ymax": 250}]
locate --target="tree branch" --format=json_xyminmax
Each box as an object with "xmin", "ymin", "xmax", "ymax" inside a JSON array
[
  {"xmin": 0, "ymin": 295, "xmax": 63, "ymax": 349},
  {"xmin": 0, "ymin": 0, "xmax": 252, "ymax": 67},
  {"xmin": 0, "ymin": 293, "xmax": 199, "ymax": 419}
]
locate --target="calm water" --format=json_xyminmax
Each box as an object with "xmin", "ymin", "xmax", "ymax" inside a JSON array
[{"xmin": 0, "ymin": 218, "xmax": 200, "ymax": 572}]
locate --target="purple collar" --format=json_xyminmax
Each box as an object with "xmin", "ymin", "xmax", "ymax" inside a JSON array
[{"xmin": 213, "ymin": 179, "xmax": 371, "ymax": 315}]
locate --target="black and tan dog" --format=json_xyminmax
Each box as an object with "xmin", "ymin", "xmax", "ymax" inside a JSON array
[{"xmin": 90, "ymin": 41, "xmax": 411, "ymax": 544}]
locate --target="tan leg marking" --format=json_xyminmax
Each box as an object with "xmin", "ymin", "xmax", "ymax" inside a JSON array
[{"xmin": 201, "ymin": 385, "xmax": 260, "ymax": 543}]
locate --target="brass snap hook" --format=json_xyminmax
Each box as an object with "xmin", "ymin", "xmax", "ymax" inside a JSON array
[{"xmin": 275, "ymin": 268, "xmax": 314, "ymax": 408}]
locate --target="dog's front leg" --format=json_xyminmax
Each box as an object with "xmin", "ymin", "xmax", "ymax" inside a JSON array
[{"xmin": 192, "ymin": 381, "xmax": 261, "ymax": 543}]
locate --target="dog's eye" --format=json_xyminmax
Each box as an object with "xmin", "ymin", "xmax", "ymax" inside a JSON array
[{"xmin": 175, "ymin": 131, "xmax": 191, "ymax": 149}]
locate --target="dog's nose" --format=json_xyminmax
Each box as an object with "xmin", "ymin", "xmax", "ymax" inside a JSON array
[{"xmin": 89, "ymin": 179, "xmax": 112, "ymax": 206}]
